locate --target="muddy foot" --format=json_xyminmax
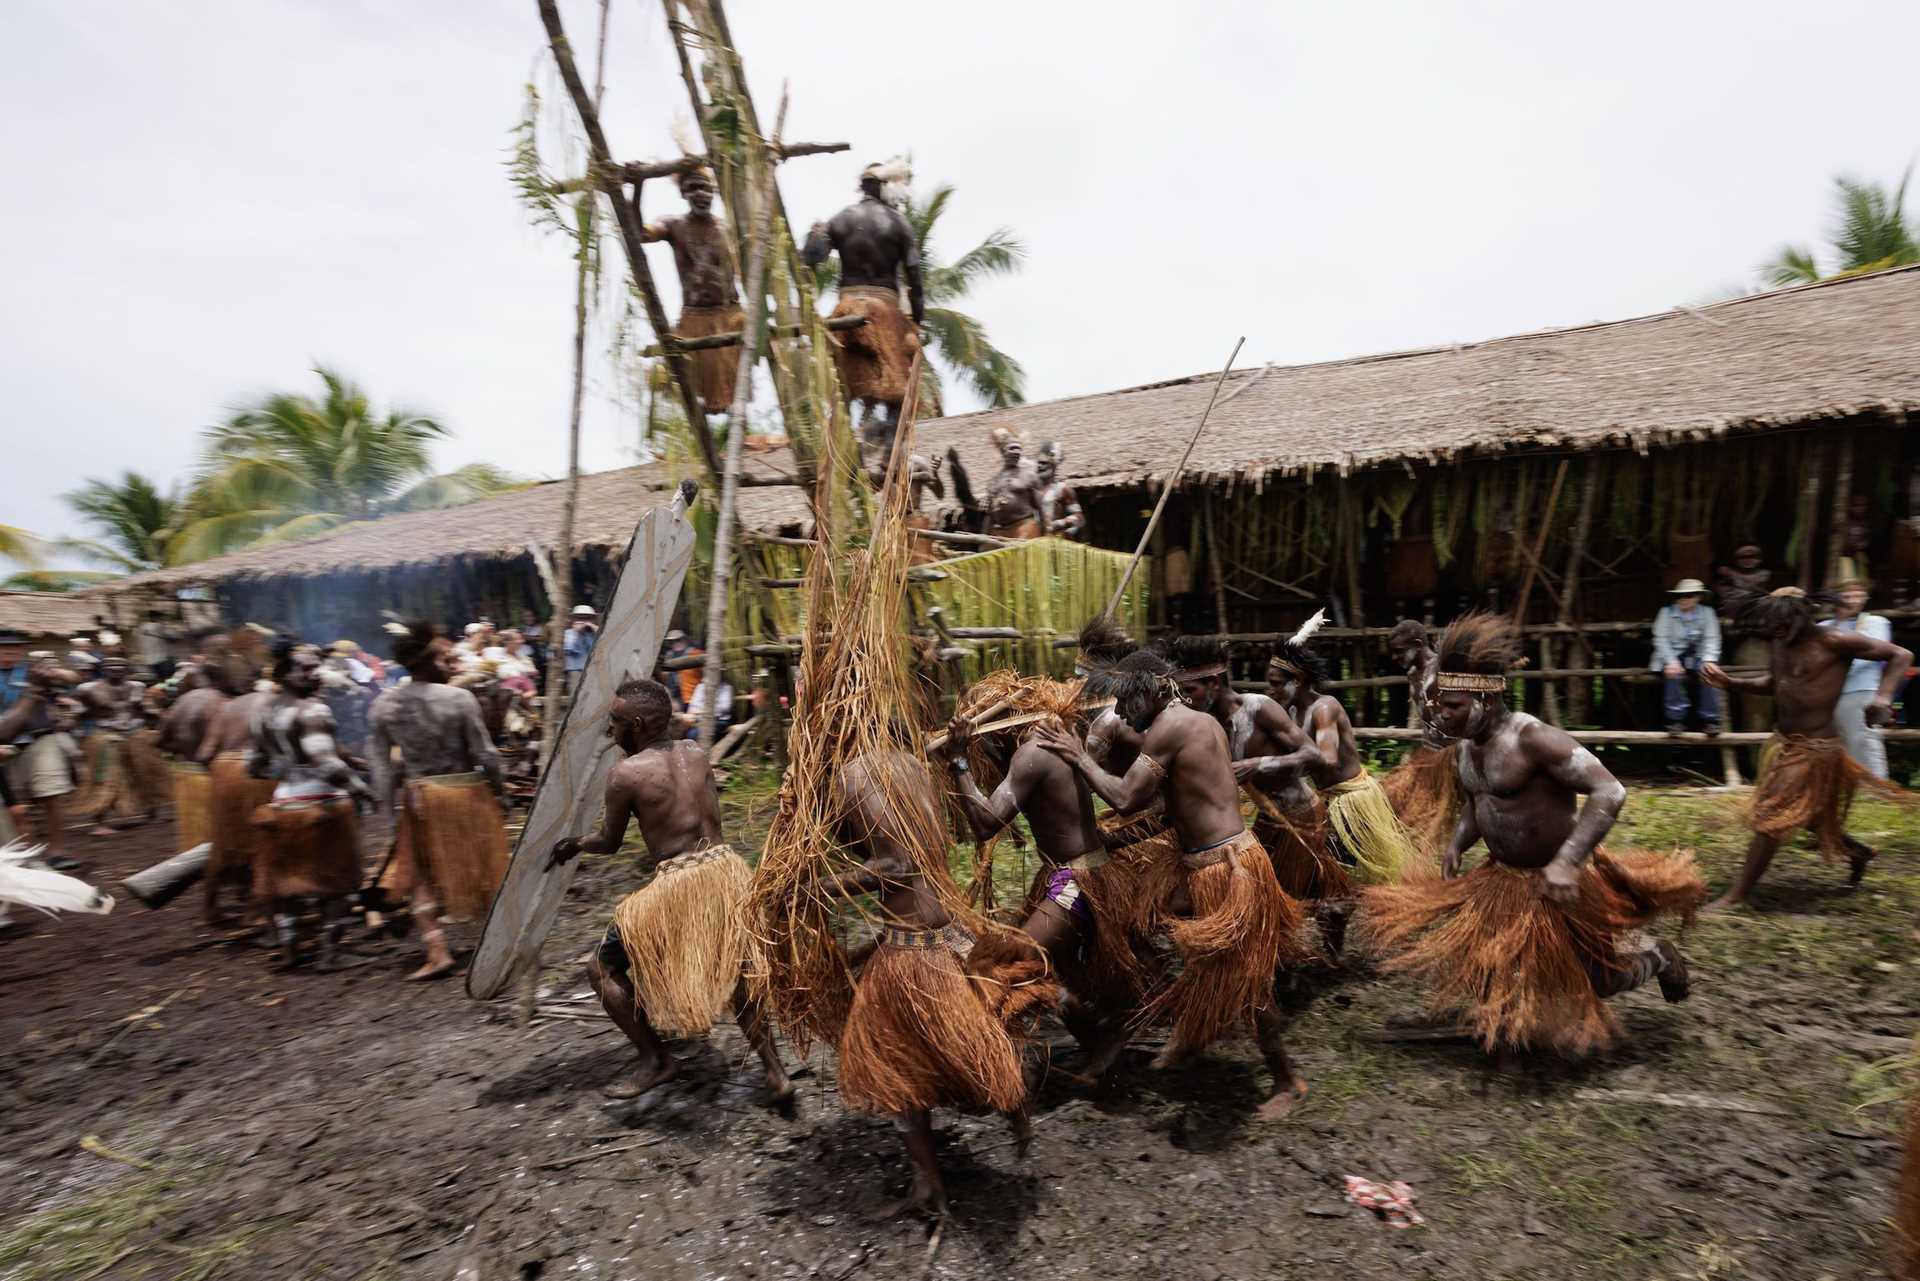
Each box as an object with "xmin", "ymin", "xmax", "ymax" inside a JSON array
[
  {"xmin": 602, "ymin": 1059, "xmax": 678, "ymax": 1100},
  {"xmin": 1655, "ymin": 940, "xmax": 1692, "ymax": 1003},
  {"xmin": 1007, "ymin": 1110, "xmax": 1033, "ymax": 1160},
  {"xmin": 1255, "ymin": 1078, "xmax": 1310, "ymax": 1122},
  {"xmin": 405, "ymin": 956, "xmax": 458, "ymax": 982},
  {"xmin": 1704, "ymin": 893, "xmax": 1745, "ymax": 913},
  {"xmin": 1847, "ymin": 841, "xmax": 1877, "ymax": 887},
  {"xmin": 866, "ymin": 1188, "xmax": 946, "ymax": 1222},
  {"xmin": 767, "ymin": 1079, "xmax": 798, "ymax": 1118}
]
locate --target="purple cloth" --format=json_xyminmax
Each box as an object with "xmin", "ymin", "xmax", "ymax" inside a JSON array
[{"xmin": 1044, "ymin": 866, "xmax": 1091, "ymax": 923}]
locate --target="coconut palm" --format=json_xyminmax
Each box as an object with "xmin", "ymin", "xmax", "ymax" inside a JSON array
[
  {"xmin": 0, "ymin": 524, "xmax": 41, "ymax": 567},
  {"xmin": 171, "ymin": 368, "xmax": 523, "ymax": 562},
  {"xmin": 1762, "ymin": 166, "xmax": 1918, "ymax": 287},
  {"xmin": 61, "ymin": 472, "xmax": 181, "ymax": 572},
  {"xmin": 2, "ymin": 570, "xmax": 116, "ymax": 593},
  {"xmin": 813, "ymin": 180, "xmax": 1028, "ymax": 411}
]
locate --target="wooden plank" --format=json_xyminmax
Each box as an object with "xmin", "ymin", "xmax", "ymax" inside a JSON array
[{"xmin": 466, "ymin": 483, "xmax": 700, "ymax": 1000}]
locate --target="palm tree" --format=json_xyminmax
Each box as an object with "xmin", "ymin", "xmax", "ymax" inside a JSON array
[
  {"xmin": 62, "ymin": 472, "xmax": 181, "ymax": 572},
  {"xmin": 0, "ymin": 524, "xmax": 41, "ymax": 568},
  {"xmin": 813, "ymin": 180, "xmax": 1028, "ymax": 411},
  {"xmin": 171, "ymin": 367, "xmax": 523, "ymax": 562},
  {"xmin": 1762, "ymin": 166, "xmax": 1918, "ymax": 287}
]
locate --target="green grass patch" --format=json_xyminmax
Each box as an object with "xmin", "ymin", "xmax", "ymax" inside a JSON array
[{"xmin": 0, "ymin": 1159, "xmax": 275, "ymax": 1281}]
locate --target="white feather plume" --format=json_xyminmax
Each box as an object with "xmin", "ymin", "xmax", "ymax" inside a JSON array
[
  {"xmin": 0, "ymin": 842, "xmax": 115, "ymax": 917},
  {"xmin": 1289, "ymin": 609, "xmax": 1328, "ymax": 647},
  {"xmin": 866, "ymin": 155, "xmax": 912, "ymax": 207}
]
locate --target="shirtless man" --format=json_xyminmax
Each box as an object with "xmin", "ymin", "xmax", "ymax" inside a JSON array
[
  {"xmin": 942, "ymin": 692, "xmax": 1133, "ymax": 1074},
  {"xmin": 75, "ymin": 656, "xmax": 159, "ymax": 834},
  {"xmin": 640, "ymin": 166, "xmax": 741, "ymax": 416},
  {"xmin": 1035, "ymin": 442, "xmax": 1084, "ymax": 540},
  {"xmin": 815, "ymin": 749, "xmax": 1049, "ymax": 1216},
  {"xmin": 370, "ymin": 621, "xmax": 506, "ymax": 980},
  {"xmin": 549, "ymin": 680, "xmax": 790, "ymax": 1104},
  {"xmin": 1038, "ymin": 649, "xmax": 1308, "ymax": 1119},
  {"xmin": 803, "ymin": 164, "xmax": 925, "ymax": 437},
  {"xmin": 1364, "ymin": 614, "xmax": 1700, "ymax": 1054},
  {"xmin": 1702, "ymin": 586, "xmax": 1913, "ymax": 908},
  {"xmin": 984, "ymin": 428, "xmax": 1045, "ymax": 539},
  {"xmin": 196, "ymin": 652, "xmax": 278, "ymax": 925}
]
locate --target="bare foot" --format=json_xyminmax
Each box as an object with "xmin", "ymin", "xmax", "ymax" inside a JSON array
[
  {"xmin": 1654, "ymin": 941, "xmax": 1692, "ymax": 1003},
  {"xmin": 405, "ymin": 955, "xmax": 458, "ymax": 981},
  {"xmin": 1704, "ymin": 893, "xmax": 1744, "ymax": 913},
  {"xmin": 868, "ymin": 1184, "xmax": 946, "ymax": 1221},
  {"xmin": 767, "ymin": 1078, "xmax": 798, "ymax": 1118},
  {"xmin": 1847, "ymin": 840, "xmax": 1877, "ymax": 887},
  {"xmin": 1254, "ymin": 1077, "xmax": 1310, "ymax": 1122},
  {"xmin": 602, "ymin": 1058, "xmax": 678, "ymax": 1100},
  {"xmin": 1007, "ymin": 1110, "xmax": 1033, "ymax": 1160},
  {"xmin": 1150, "ymin": 1043, "xmax": 1193, "ymax": 1072}
]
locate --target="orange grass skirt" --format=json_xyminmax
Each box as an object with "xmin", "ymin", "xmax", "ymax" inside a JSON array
[
  {"xmin": 1359, "ymin": 849, "xmax": 1704, "ymax": 1055},
  {"xmin": 1246, "ymin": 786, "xmax": 1351, "ymax": 902},
  {"xmin": 837, "ymin": 925, "xmax": 1056, "ymax": 1115},
  {"xmin": 1141, "ymin": 829, "xmax": 1306, "ymax": 1059},
  {"xmin": 386, "ymin": 773, "xmax": 511, "ymax": 920},
  {"xmin": 1750, "ymin": 733, "xmax": 1913, "ymax": 861},
  {"xmin": 171, "ymin": 762, "xmax": 211, "ymax": 852},
  {"xmin": 208, "ymin": 753, "xmax": 275, "ymax": 885},
  {"xmin": 826, "ymin": 286, "xmax": 921, "ymax": 405},
  {"xmin": 676, "ymin": 303, "xmax": 745, "ymax": 413},
  {"xmin": 1379, "ymin": 744, "xmax": 1463, "ymax": 857},
  {"xmin": 249, "ymin": 797, "xmax": 363, "ymax": 901}
]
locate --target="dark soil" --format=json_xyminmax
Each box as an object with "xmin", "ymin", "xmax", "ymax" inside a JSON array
[{"xmin": 2, "ymin": 782, "xmax": 1914, "ymax": 1280}]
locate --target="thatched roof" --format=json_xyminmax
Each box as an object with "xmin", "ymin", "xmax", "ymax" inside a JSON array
[
  {"xmin": 112, "ymin": 463, "xmax": 810, "ymax": 592},
  {"xmin": 0, "ymin": 591, "xmax": 112, "ymax": 639},
  {"xmin": 107, "ymin": 265, "xmax": 1919, "ymax": 593}
]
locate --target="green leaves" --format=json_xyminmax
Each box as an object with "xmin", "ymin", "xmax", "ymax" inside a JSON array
[{"xmin": 1758, "ymin": 164, "xmax": 1917, "ymax": 286}]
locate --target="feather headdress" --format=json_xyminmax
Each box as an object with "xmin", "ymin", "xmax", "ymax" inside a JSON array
[
  {"xmin": 0, "ymin": 842, "xmax": 114, "ymax": 917},
  {"xmin": 1289, "ymin": 609, "xmax": 1328, "ymax": 646},
  {"xmin": 1268, "ymin": 609, "xmax": 1330, "ymax": 686}
]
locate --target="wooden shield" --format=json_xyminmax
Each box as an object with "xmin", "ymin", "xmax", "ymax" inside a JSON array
[{"xmin": 465, "ymin": 482, "xmax": 700, "ymax": 1000}]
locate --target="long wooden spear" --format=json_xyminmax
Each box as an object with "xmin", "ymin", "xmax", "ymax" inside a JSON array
[{"xmin": 1104, "ymin": 337, "xmax": 1245, "ymax": 618}]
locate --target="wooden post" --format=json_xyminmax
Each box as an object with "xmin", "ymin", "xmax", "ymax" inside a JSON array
[
  {"xmin": 1557, "ymin": 456, "xmax": 1601, "ymax": 725},
  {"xmin": 1343, "ymin": 483, "xmax": 1369, "ymax": 719},
  {"xmin": 1824, "ymin": 427, "xmax": 1855, "ymax": 587},
  {"xmin": 536, "ymin": 0, "xmax": 720, "ymax": 481},
  {"xmin": 1204, "ymin": 491, "xmax": 1231, "ymax": 633},
  {"xmin": 1797, "ymin": 437, "xmax": 1828, "ymax": 588},
  {"xmin": 698, "ymin": 88, "xmax": 786, "ymax": 748}
]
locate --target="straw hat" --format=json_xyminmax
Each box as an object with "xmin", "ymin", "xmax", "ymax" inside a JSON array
[{"xmin": 1667, "ymin": 578, "xmax": 1710, "ymax": 596}]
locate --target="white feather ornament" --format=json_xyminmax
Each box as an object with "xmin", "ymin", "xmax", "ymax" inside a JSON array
[
  {"xmin": 0, "ymin": 842, "xmax": 115, "ymax": 917},
  {"xmin": 1289, "ymin": 609, "xmax": 1328, "ymax": 647}
]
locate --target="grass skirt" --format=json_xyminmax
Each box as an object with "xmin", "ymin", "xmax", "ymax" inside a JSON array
[
  {"xmin": 388, "ymin": 773, "xmax": 510, "ymax": 919},
  {"xmin": 172, "ymin": 762, "xmax": 211, "ymax": 852},
  {"xmin": 1359, "ymin": 849, "xmax": 1705, "ymax": 1054},
  {"xmin": 611, "ymin": 845, "xmax": 753, "ymax": 1039},
  {"xmin": 79, "ymin": 730, "xmax": 167, "ymax": 821},
  {"xmin": 208, "ymin": 753, "xmax": 275, "ymax": 885},
  {"xmin": 1142, "ymin": 829, "xmax": 1305, "ymax": 1059},
  {"xmin": 827, "ymin": 286, "xmax": 921, "ymax": 405},
  {"xmin": 676, "ymin": 303, "xmax": 745, "ymax": 413},
  {"xmin": 1246, "ymin": 786, "xmax": 1351, "ymax": 902},
  {"xmin": 1020, "ymin": 853, "xmax": 1155, "ymax": 1006},
  {"xmin": 1379, "ymin": 744, "xmax": 1463, "ymax": 858},
  {"xmin": 837, "ymin": 925, "xmax": 1055, "ymax": 1115},
  {"xmin": 1324, "ymin": 771, "xmax": 1430, "ymax": 883},
  {"xmin": 248, "ymin": 797, "xmax": 363, "ymax": 901},
  {"xmin": 1750, "ymin": 733, "xmax": 1913, "ymax": 861}
]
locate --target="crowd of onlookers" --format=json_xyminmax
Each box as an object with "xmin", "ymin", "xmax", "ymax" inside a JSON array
[{"xmin": 1652, "ymin": 544, "xmax": 1902, "ymax": 777}]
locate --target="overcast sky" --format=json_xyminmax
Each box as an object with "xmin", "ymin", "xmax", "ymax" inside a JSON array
[{"xmin": 5, "ymin": 0, "xmax": 1917, "ymax": 561}]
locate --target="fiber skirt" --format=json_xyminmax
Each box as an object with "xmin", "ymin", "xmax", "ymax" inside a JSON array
[
  {"xmin": 1019, "ymin": 852, "xmax": 1156, "ymax": 1006},
  {"xmin": 387, "ymin": 772, "xmax": 510, "ymax": 919},
  {"xmin": 1324, "ymin": 771, "xmax": 1430, "ymax": 883},
  {"xmin": 1378, "ymin": 744, "xmax": 1463, "ymax": 858},
  {"xmin": 826, "ymin": 286, "xmax": 921, "ymax": 405},
  {"xmin": 1359, "ymin": 849, "xmax": 1705, "ymax": 1055},
  {"xmin": 208, "ymin": 753, "xmax": 276, "ymax": 885},
  {"xmin": 610, "ymin": 844, "xmax": 753, "ymax": 1039},
  {"xmin": 249, "ymin": 796, "xmax": 363, "ymax": 901},
  {"xmin": 172, "ymin": 762, "xmax": 211, "ymax": 852},
  {"xmin": 676, "ymin": 303, "xmax": 745, "ymax": 413},
  {"xmin": 837, "ymin": 923, "xmax": 1055, "ymax": 1115},
  {"xmin": 1750, "ymin": 732, "xmax": 1912, "ymax": 861},
  {"xmin": 1246, "ymin": 786, "xmax": 1351, "ymax": 902}
]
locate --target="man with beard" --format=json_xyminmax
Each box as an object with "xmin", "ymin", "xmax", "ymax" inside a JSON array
[
  {"xmin": 1035, "ymin": 441, "xmax": 1084, "ymax": 540},
  {"xmin": 548, "ymin": 679, "xmax": 791, "ymax": 1105},
  {"xmin": 369, "ymin": 622, "xmax": 509, "ymax": 981},
  {"xmin": 74, "ymin": 655, "xmax": 165, "ymax": 835},
  {"xmin": 1702, "ymin": 586, "xmax": 1913, "ymax": 908},
  {"xmin": 1378, "ymin": 619, "xmax": 1463, "ymax": 853},
  {"xmin": 1037, "ymin": 649, "xmax": 1309, "ymax": 1119},
  {"xmin": 984, "ymin": 428, "xmax": 1045, "ymax": 540},
  {"xmin": 1362, "ymin": 614, "xmax": 1702, "ymax": 1054},
  {"xmin": 642, "ymin": 166, "xmax": 743, "ymax": 416},
  {"xmin": 246, "ymin": 641, "xmax": 372, "ymax": 968},
  {"xmin": 803, "ymin": 162, "xmax": 924, "ymax": 439}
]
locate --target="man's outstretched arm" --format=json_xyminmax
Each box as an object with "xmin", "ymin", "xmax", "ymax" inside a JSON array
[{"xmin": 1034, "ymin": 724, "xmax": 1163, "ymax": 815}]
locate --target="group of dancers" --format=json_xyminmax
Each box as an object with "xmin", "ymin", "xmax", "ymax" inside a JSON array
[{"xmin": 552, "ymin": 581, "xmax": 1913, "ymax": 1216}]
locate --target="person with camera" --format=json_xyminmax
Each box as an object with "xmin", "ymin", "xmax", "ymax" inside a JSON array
[
  {"xmin": 1652, "ymin": 579, "xmax": 1723, "ymax": 735},
  {"xmin": 563, "ymin": 605, "xmax": 598, "ymax": 697}
]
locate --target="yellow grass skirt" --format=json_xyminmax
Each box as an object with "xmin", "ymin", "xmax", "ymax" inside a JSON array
[
  {"xmin": 388, "ymin": 773, "xmax": 510, "ymax": 919},
  {"xmin": 1750, "ymin": 733, "xmax": 1913, "ymax": 862},
  {"xmin": 172, "ymin": 762, "xmax": 211, "ymax": 852},
  {"xmin": 611, "ymin": 844, "xmax": 753, "ymax": 1039},
  {"xmin": 208, "ymin": 752, "xmax": 275, "ymax": 885},
  {"xmin": 1324, "ymin": 771, "xmax": 1429, "ymax": 884},
  {"xmin": 1359, "ymin": 849, "xmax": 1704, "ymax": 1055}
]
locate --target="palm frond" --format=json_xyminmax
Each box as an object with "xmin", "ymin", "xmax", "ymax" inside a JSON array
[
  {"xmin": 1761, "ymin": 244, "xmax": 1822, "ymax": 288},
  {"xmin": 1831, "ymin": 167, "xmax": 1917, "ymax": 272},
  {"xmin": 2, "ymin": 569, "xmax": 118, "ymax": 592},
  {"xmin": 0, "ymin": 524, "xmax": 44, "ymax": 567},
  {"xmin": 936, "ymin": 228, "xmax": 1027, "ymax": 298},
  {"xmin": 389, "ymin": 463, "xmax": 529, "ymax": 512}
]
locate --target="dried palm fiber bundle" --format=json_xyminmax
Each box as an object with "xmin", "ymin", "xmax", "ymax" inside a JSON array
[
  {"xmin": 950, "ymin": 673, "xmax": 1153, "ymax": 1005},
  {"xmin": 746, "ymin": 367, "xmax": 1054, "ymax": 1097},
  {"xmin": 1244, "ymin": 783, "xmax": 1350, "ymax": 902},
  {"xmin": 248, "ymin": 797, "xmax": 362, "ymax": 900},
  {"xmin": 1359, "ymin": 849, "xmax": 1704, "ymax": 1054},
  {"xmin": 207, "ymin": 752, "xmax": 275, "ymax": 886},
  {"xmin": 1749, "ymin": 734, "xmax": 1913, "ymax": 860},
  {"xmin": 172, "ymin": 761, "xmax": 212, "ymax": 852},
  {"xmin": 1379, "ymin": 743, "xmax": 1464, "ymax": 857},
  {"xmin": 385, "ymin": 773, "xmax": 511, "ymax": 920},
  {"xmin": 612, "ymin": 844, "xmax": 755, "ymax": 1038}
]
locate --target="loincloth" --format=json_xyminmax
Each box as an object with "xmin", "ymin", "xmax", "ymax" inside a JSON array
[
  {"xmin": 385, "ymin": 772, "xmax": 510, "ymax": 919},
  {"xmin": 248, "ymin": 796, "xmax": 363, "ymax": 901},
  {"xmin": 1358, "ymin": 848, "xmax": 1705, "ymax": 1055},
  {"xmin": 1322, "ymin": 771, "xmax": 1430, "ymax": 884},
  {"xmin": 602, "ymin": 844, "xmax": 753, "ymax": 1039},
  {"xmin": 1378, "ymin": 745, "xmax": 1463, "ymax": 858},
  {"xmin": 1017, "ymin": 847, "xmax": 1158, "ymax": 1005},
  {"xmin": 836, "ymin": 920, "xmax": 1055, "ymax": 1115},
  {"xmin": 1140, "ymin": 829, "xmax": 1307, "ymax": 1058},
  {"xmin": 208, "ymin": 752, "xmax": 275, "ymax": 884},
  {"xmin": 171, "ymin": 761, "xmax": 211, "ymax": 852},
  {"xmin": 675, "ymin": 302, "xmax": 745, "ymax": 413},
  {"xmin": 1244, "ymin": 785, "xmax": 1351, "ymax": 902},
  {"xmin": 826, "ymin": 285, "xmax": 921, "ymax": 405},
  {"xmin": 1750, "ymin": 733, "xmax": 1913, "ymax": 861}
]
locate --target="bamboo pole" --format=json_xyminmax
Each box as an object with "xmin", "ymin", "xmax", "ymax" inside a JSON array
[
  {"xmin": 1204, "ymin": 491, "xmax": 1231, "ymax": 633},
  {"xmin": 697, "ymin": 87, "xmax": 788, "ymax": 748},
  {"xmin": 1558, "ymin": 457, "xmax": 1601, "ymax": 724},
  {"xmin": 1796, "ymin": 437, "xmax": 1828, "ymax": 588},
  {"xmin": 536, "ymin": 0, "xmax": 720, "ymax": 481},
  {"xmin": 1824, "ymin": 426, "xmax": 1855, "ymax": 587},
  {"xmin": 1107, "ymin": 338, "xmax": 1244, "ymax": 616}
]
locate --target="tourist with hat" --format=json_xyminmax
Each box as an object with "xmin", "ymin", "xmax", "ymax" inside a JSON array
[
  {"xmin": 1819, "ymin": 560, "xmax": 1894, "ymax": 778},
  {"xmin": 564, "ymin": 604, "xmax": 598, "ymax": 696},
  {"xmin": 1652, "ymin": 578, "xmax": 1723, "ymax": 735}
]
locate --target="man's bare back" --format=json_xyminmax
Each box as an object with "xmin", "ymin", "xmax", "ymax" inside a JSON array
[
  {"xmin": 198, "ymin": 690, "xmax": 273, "ymax": 762},
  {"xmin": 826, "ymin": 752, "xmax": 951, "ymax": 929},
  {"xmin": 159, "ymin": 686, "xmax": 228, "ymax": 758}
]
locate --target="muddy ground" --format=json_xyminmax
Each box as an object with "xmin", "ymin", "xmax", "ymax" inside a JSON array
[{"xmin": 3, "ymin": 770, "xmax": 1916, "ymax": 1281}]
